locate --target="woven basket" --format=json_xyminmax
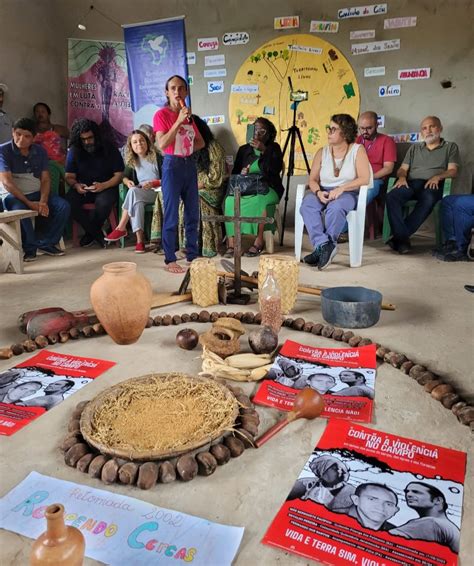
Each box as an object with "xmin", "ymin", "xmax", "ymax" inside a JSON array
[
  {"xmin": 258, "ymin": 255, "xmax": 299, "ymax": 314},
  {"xmin": 190, "ymin": 259, "xmax": 219, "ymax": 307}
]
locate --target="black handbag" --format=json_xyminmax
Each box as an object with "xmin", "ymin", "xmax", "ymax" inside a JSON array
[{"xmin": 227, "ymin": 174, "xmax": 270, "ymax": 196}]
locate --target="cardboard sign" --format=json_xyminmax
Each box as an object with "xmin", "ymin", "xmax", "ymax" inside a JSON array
[
  {"xmin": 288, "ymin": 45, "xmax": 323, "ymax": 55},
  {"xmin": 352, "ymin": 38, "xmax": 400, "ymax": 55},
  {"xmin": 379, "ymin": 85, "xmax": 401, "ymax": 97},
  {"xmin": 205, "ymin": 54, "xmax": 225, "ymax": 67},
  {"xmin": 207, "ymin": 80, "xmax": 224, "ymax": 93},
  {"xmin": 203, "ymin": 68, "xmax": 227, "ymax": 78},
  {"xmin": 350, "ymin": 29, "xmax": 375, "ymax": 39},
  {"xmin": 364, "ymin": 65, "xmax": 386, "ymax": 77},
  {"xmin": 338, "ymin": 3, "xmax": 387, "ymax": 19},
  {"xmin": 197, "ymin": 37, "xmax": 219, "ymax": 51},
  {"xmin": 186, "ymin": 52, "xmax": 196, "ymax": 65},
  {"xmin": 310, "ymin": 21, "xmax": 339, "ymax": 33},
  {"xmin": 222, "ymin": 32, "xmax": 249, "ymax": 45},
  {"xmin": 231, "ymin": 84, "xmax": 259, "ymax": 93},
  {"xmin": 390, "ymin": 132, "xmax": 420, "ymax": 143},
  {"xmin": 384, "ymin": 16, "xmax": 417, "ymax": 29},
  {"xmin": 274, "ymin": 16, "xmax": 300, "ymax": 29},
  {"xmin": 202, "ymin": 115, "xmax": 225, "ymax": 125},
  {"xmin": 398, "ymin": 67, "xmax": 431, "ymax": 80}
]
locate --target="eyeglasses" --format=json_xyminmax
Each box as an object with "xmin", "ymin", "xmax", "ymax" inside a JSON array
[
  {"xmin": 80, "ymin": 135, "xmax": 94, "ymax": 142},
  {"xmin": 255, "ymin": 128, "xmax": 267, "ymax": 135},
  {"xmin": 326, "ymin": 126, "xmax": 340, "ymax": 134},
  {"xmin": 359, "ymin": 126, "xmax": 375, "ymax": 132}
]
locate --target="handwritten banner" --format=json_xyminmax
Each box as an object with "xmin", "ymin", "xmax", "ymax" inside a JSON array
[
  {"xmin": 0, "ymin": 472, "xmax": 244, "ymax": 566},
  {"xmin": 207, "ymin": 80, "xmax": 224, "ymax": 93},
  {"xmin": 338, "ymin": 4, "xmax": 387, "ymax": 20},
  {"xmin": 384, "ymin": 16, "xmax": 417, "ymax": 29},
  {"xmin": 390, "ymin": 132, "xmax": 420, "ymax": 143},
  {"xmin": 203, "ymin": 68, "xmax": 227, "ymax": 78},
  {"xmin": 231, "ymin": 84, "xmax": 259, "ymax": 94},
  {"xmin": 398, "ymin": 67, "xmax": 431, "ymax": 80},
  {"xmin": 205, "ymin": 54, "xmax": 225, "ymax": 67},
  {"xmin": 274, "ymin": 16, "xmax": 300, "ymax": 30},
  {"xmin": 202, "ymin": 115, "xmax": 226, "ymax": 125},
  {"xmin": 378, "ymin": 84, "xmax": 401, "ymax": 97},
  {"xmin": 288, "ymin": 44, "xmax": 323, "ymax": 55},
  {"xmin": 350, "ymin": 29, "xmax": 375, "ymax": 39},
  {"xmin": 222, "ymin": 32, "xmax": 249, "ymax": 46},
  {"xmin": 352, "ymin": 38, "xmax": 400, "ymax": 55},
  {"xmin": 310, "ymin": 20, "xmax": 339, "ymax": 33},
  {"xmin": 364, "ymin": 65, "xmax": 385, "ymax": 77},
  {"xmin": 197, "ymin": 37, "xmax": 219, "ymax": 51}
]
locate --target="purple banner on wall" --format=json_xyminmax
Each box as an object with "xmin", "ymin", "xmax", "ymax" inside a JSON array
[{"xmin": 123, "ymin": 17, "xmax": 188, "ymax": 128}]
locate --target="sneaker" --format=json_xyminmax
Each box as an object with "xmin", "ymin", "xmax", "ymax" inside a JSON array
[
  {"xmin": 135, "ymin": 242, "xmax": 145, "ymax": 254},
  {"xmin": 38, "ymin": 245, "xmax": 65, "ymax": 257},
  {"xmin": 303, "ymin": 246, "xmax": 321, "ymax": 265},
  {"xmin": 386, "ymin": 237, "xmax": 399, "ymax": 252},
  {"xmin": 442, "ymin": 249, "xmax": 469, "ymax": 262},
  {"xmin": 23, "ymin": 251, "xmax": 37, "ymax": 262},
  {"xmin": 318, "ymin": 241, "xmax": 337, "ymax": 270},
  {"xmin": 80, "ymin": 234, "xmax": 95, "ymax": 248},
  {"xmin": 105, "ymin": 228, "xmax": 127, "ymax": 242},
  {"xmin": 397, "ymin": 241, "xmax": 412, "ymax": 255}
]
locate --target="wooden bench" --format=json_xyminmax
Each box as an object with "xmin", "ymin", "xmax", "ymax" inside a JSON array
[{"xmin": 0, "ymin": 210, "xmax": 38, "ymax": 273}]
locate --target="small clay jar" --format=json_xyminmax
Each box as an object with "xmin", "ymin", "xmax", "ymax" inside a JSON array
[
  {"xmin": 90, "ymin": 262, "xmax": 152, "ymax": 345},
  {"xmin": 30, "ymin": 503, "xmax": 85, "ymax": 565}
]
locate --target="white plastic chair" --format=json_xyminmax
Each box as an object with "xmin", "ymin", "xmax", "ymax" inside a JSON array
[{"xmin": 294, "ymin": 183, "xmax": 369, "ymax": 268}]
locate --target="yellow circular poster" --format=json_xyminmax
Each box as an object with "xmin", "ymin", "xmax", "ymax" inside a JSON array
[{"xmin": 229, "ymin": 34, "xmax": 360, "ymax": 173}]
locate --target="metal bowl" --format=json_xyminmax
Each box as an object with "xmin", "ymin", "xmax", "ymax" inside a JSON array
[{"xmin": 321, "ymin": 286, "xmax": 382, "ymax": 329}]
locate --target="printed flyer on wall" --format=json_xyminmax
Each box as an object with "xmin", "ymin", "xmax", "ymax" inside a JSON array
[
  {"xmin": 262, "ymin": 420, "xmax": 466, "ymax": 566},
  {"xmin": 0, "ymin": 350, "xmax": 115, "ymax": 436},
  {"xmin": 0, "ymin": 471, "xmax": 244, "ymax": 566},
  {"xmin": 252, "ymin": 341, "xmax": 377, "ymax": 422}
]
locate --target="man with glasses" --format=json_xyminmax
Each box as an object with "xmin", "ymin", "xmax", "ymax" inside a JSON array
[{"xmin": 0, "ymin": 118, "xmax": 70, "ymax": 261}]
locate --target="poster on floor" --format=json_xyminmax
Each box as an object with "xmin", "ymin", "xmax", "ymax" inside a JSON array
[
  {"xmin": 252, "ymin": 341, "xmax": 376, "ymax": 422},
  {"xmin": 262, "ymin": 420, "xmax": 466, "ymax": 566},
  {"xmin": 0, "ymin": 350, "xmax": 115, "ymax": 436},
  {"xmin": 0, "ymin": 471, "xmax": 244, "ymax": 566},
  {"xmin": 123, "ymin": 17, "xmax": 188, "ymax": 128},
  {"xmin": 68, "ymin": 38, "xmax": 133, "ymax": 148}
]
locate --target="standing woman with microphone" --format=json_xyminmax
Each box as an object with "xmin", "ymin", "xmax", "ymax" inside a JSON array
[{"xmin": 153, "ymin": 75, "xmax": 204, "ymax": 273}]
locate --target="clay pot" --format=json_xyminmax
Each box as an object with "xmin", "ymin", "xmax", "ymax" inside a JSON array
[
  {"xmin": 90, "ymin": 262, "xmax": 152, "ymax": 345},
  {"xmin": 30, "ymin": 503, "xmax": 85, "ymax": 565}
]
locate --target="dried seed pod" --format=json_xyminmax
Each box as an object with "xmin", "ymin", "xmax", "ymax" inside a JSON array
[
  {"xmin": 282, "ymin": 318, "xmax": 294, "ymax": 327},
  {"xmin": 451, "ymin": 402, "xmax": 467, "ymax": 416},
  {"xmin": 210, "ymin": 312, "xmax": 219, "ymax": 322},
  {"xmin": 234, "ymin": 312, "xmax": 243, "ymax": 321},
  {"xmin": 68, "ymin": 419, "xmax": 81, "ymax": 433},
  {"xmin": 161, "ymin": 315, "xmax": 173, "ymax": 326},
  {"xmin": 240, "ymin": 420, "xmax": 258, "ymax": 436},
  {"xmin": 303, "ymin": 322, "xmax": 314, "ymax": 332},
  {"xmin": 176, "ymin": 455, "xmax": 198, "ymax": 481},
  {"xmin": 342, "ymin": 330, "xmax": 355, "ymax": 343},
  {"xmin": 292, "ymin": 318, "xmax": 306, "ymax": 331},
  {"xmin": 76, "ymin": 453, "xmax": 95, "ymax": 474},
  {"xmin": 224, "ymin": 436, "xmax": 245, "ymax": 457},
  {"xmin": 69, "ymin": 327, "xmax": 80, "ymax": 339},
  {"xmin": 332, "ymin": 328, "xmax": 344, "ymax": 341},
  {"xmin": 358, "ymin": 338, "xmax": 373, "ymax": 347},
  {"xmin": 11, "ymin": 343, "xmax": 25, "ymax": 356},
  {"xmin": 198, "ymin": 310, "xmax": 211, "ymax": 323},
  {"xmin": 137, "ymin": 462, "xmax": 159, "ymax": 489},
  {"xmin": 65, "ymin": 443, "xmax": 89, "ymax": 467},
  {"xmin": 59, "ymin": 331, "xmax": 70, "ymax": 343},
  {"xmin": 242, "ymin": 312, "xmax": 255, "ymax": 324},
  {"xmin": 441, "ymin": 393, "xmax": 461, "ymax": 409},
  {"xmin": 348, "ymin": 336, "xmax": 362, "ymax": 347},
  {"xmin": 321, "ymin": 325, "xmax": 335, "ymax": 338},
  {"xmin": 60, "ymin": 434, "xmax": 82, "ymax": 453},
  {"xmin": 81, "ymin": 326, "xmax": 94, "ymax": 338},
  {"xmin": 101, "ymin": 459, "xmax": 119, "ymax": 484},
  {"xmin": 190, "ymin": 312, "xmax": 199, "ymax": 321},
  {"xmin": 409, "ymin": 365, "xmax": 426, "ymax": 379},
  {"xmin": 236, "ymin": 394, "xmax": 252, "ymax": 409},
  {"xmin": 424, "ymin": 380, "xmax": 442, "ymax": 393},
  {"xmin": 456, "ymin": 406, "xmax": 474, "ymax": 426},
  {"xmin": 153, "ymin": 315, "xmax": 162, "ymax": 326},
  {"xmin": 158, "ymin": 461, "xmax": 176, "ymax": 483},
  {"xmin": 172, "ymin": 315, "xmax": 182, "ymax": 325},
  {"xmin": 389, "ymin": 353, "xmax": 407, "ymax": 367},
  {"xmin": 88, "ymin": 315, "xmax": 99, "ymax": 325},
  {"xmin": 376, "ymin": 346, "xmax": 389, "ymax": 359},
  {"xmin": 254, "ymin": 312, "xmax": 262, "ymax": 324},
  {"xmin": 196, "ymin": 452, "xmax": 218, "ymax": 476},
  {"xmin": 240, "ymin": 412, "xmax": 260, "ymax": 426},
  {"xmin": 34, "ymin": 336, "xmax": 49, "ymax": 349},
  {"xmin": 400, "ymin": 361, "xmax": 415, "ymax": 374},
  {"xmin": 431, "ymin": 384, "xmax": 454, "ymax": 400},
  {"xmin": 22, "ymin": 340, "xmax": 37, "ymax": 352},
  {"xmin": 234, "ymin": 428, "xmax": 256, "ymax": 448},
  {"xmin": 181, "ymin": 313, "xmax": 191, "ymax": 323},
  {"xmin": 415, "ymin": 371, "xmax": 435, "ymax": 386},
  {"xmin": 311, "ymin": 323, "xmax": 324, "ymax": 335},
  {"xmin": 145, "ymin": 317, "xmax": 154, "ymax": 328},
  {"xmin": 227, "ymin": 312, "xmax": 236, "ymax": 319},
  {"xmin": 88, "ymin": 455, "xmax": 109, "ymax": 478},
  {"xmin": 210, "ymin": 443, "xmax": 231, "ymax": 465},
  {"xmin": 92, "ymin": 323, "xmax": 105, "ymax": 334},
  {"xmin": 118, "ymin": 462, "xmax": 139, "ymax": 485}
]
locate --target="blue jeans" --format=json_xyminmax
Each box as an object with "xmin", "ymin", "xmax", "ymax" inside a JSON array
[
  {"xmin": 2, "ymin": 191, "xmax": 70, "ymax": 253},
  {"xmin": 441, "ymin": 194, "xmax": 474, "ymax": 252},
  {"xmin": 161, "ymin": 155, "xmax": 199, "ymax": 263},
  {"xmin": 341, "ymin": 179, "xmax": 383, "ymax": 233}
]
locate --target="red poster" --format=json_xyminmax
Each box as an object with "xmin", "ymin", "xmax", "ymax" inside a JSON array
[
  {"xmin": 253, "ymin": 340, "xmax": 376, "ymax": 422},
  {"xmin": 0, "ymin": 350, "xmax": 115, "ymax": 436},
  {"xmin": 263, "ymin": 420, "xmax": 466, "ymax": 566}
]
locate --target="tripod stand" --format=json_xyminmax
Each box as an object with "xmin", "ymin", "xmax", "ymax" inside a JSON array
[{"xmin": 279, "ymin": 84, "xmax": 311, "ymax": 246}]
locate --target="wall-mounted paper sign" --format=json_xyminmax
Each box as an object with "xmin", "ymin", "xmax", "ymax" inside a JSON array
[
  {"xmin": 202, "ymin": 115, "xmax": 226, "ymax": 125},
  {"xmin": 208, "ymin": 81, "xmax": 224, "ymax": 94},
  {"xmin": 338, "ymin": 3, "xmax": 387, "ymax": 20},
  {"xmin": 263, "ymin": 106, "xmax": 276, "ymax": 115},
  {"xmin": 310, "ymin": 20, "xmax": 339, "ymax": 33},
  {"xmin": 231, "ymin": 84, "xmax": 259, "ymax": 94},
  {"xmin": 350, "ymin": 29, "xmax": 375, "ymax": 39},
  {"xmin": 205, "ymin": 54, "xmax": 225, "ymax": 67},
  {"xmin": 289, "ymin": 44, "xmax": 323, "ymax": 55},
  {"xmin": 377, "ymin": 114, "xmax": 385, "ymax": 128},
  {"xmin": 384, "ymin": 16, "xmax": 417, "ymax": 29},
  {"xmin": 352, "ymin": 38, "xmax": 400, "ymax": 55},
  {"xmin": 222, "ymin": 32, "xmax": 249, "ymax": 46},
  {"xmin": 274, "ymin": 16, "xmax": 300, "ymax": 30},
  {"xmin": 398, "ymin": 67, "xmax": 431, "ymax": 80},
  {"xmin": 188, "ymin": 75, "xmax": 193, "ymax": 86},
  {"xmin": 198, "ymin": 37, "xmax": 219, "ymax": 51},
  {"xmin": 390, "ymin": 132, "xmax": 420, "ymax": 143},
  {"xmin": 379, "ymin": 84, "xmax": 401, "ymax": 97},
  {"xmin": 204, "ymin": 68, "xmax": 227, "ymax": 78},
  {"xmin": 364, "ymin": 66, "xmax": 386, "ymax": 77},
  {"xmin": 186, "ymin": 52, "xmax": 196, "ymax": 65}
]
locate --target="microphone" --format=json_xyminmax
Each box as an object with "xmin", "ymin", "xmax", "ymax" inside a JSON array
[{"xmin": 178, "ymin": 98, "xmax": 192, "ymax": 123}]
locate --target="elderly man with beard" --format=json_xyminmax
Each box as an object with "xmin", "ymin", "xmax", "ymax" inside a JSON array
[
  {"xmin": 287, "ymin": 454, "xmax": 355, "ymax": 514},
  {"xmin": 386, "ymin": 116, "xmax": 459, "ymax": 254}
]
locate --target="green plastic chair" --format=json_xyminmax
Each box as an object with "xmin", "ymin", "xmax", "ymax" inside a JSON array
[
  {"xmin": 382, "ymin": 177, "xmax": 452, "ymax": 246},
  {"xmin": 118, "ymin": 184, "xmax": 156, "ymax": 248}
]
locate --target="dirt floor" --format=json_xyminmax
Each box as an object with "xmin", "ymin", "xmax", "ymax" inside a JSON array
[{"xmin": 0, "ymin": 232, "xmax": 472, "ymax": 565}]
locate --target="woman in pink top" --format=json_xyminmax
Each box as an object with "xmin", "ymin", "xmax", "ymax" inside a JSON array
[{"xmin": 153, "ymin": 75, "xmax": 204, "ymax": 274}]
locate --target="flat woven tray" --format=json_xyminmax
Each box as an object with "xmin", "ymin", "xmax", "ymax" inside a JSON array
[{"xmin": 80, "ymin": 373, "xmax": 239, "ymax": 461}]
